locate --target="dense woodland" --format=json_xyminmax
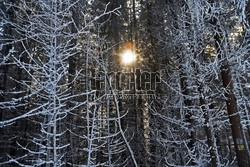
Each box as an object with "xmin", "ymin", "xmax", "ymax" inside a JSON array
[{"xmin": 0, "ymin": 0, "xmax": 250, "ymax": 166}]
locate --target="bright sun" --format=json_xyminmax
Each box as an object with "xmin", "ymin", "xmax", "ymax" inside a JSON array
[{"xmin": 121, "ymin": 50, "xmax": 136, "ymax": 65}]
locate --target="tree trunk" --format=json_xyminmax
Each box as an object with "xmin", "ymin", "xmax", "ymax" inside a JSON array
[
  {"xmin": 198, "ymin": 88, "xmax": 219, "ymax": 167},
  {"xmin": 214, "ymin": 27, "xmax": 249, "ymax": 167},
  {"xmin": 180, "ymin": 74, "xmax": 196, "ymax": 166}
]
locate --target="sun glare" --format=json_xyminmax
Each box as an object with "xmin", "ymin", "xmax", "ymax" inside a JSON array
[{"xmin": 121, "ymin": 50, "xmax": 136, "ymax": 65}]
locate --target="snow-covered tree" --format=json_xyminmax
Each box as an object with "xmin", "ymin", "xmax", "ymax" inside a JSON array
[{"xmin": 0, "ymin": 0, "xmax": 122, "ymax": 166}]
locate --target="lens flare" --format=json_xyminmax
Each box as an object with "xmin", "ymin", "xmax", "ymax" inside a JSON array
[{"xmin": 121, "ymin": 50, "xmax": 136, "ymax": 65}]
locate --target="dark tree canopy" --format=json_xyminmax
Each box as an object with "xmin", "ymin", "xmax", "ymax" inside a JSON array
[{"xmin": 0, "ymin": 0, "xmax": 250, "ymax": 166}]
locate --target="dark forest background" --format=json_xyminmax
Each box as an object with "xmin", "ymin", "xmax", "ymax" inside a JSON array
[{"xmin": 0, "ymin": 0, "xmax": 250, "ymax": 166}]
